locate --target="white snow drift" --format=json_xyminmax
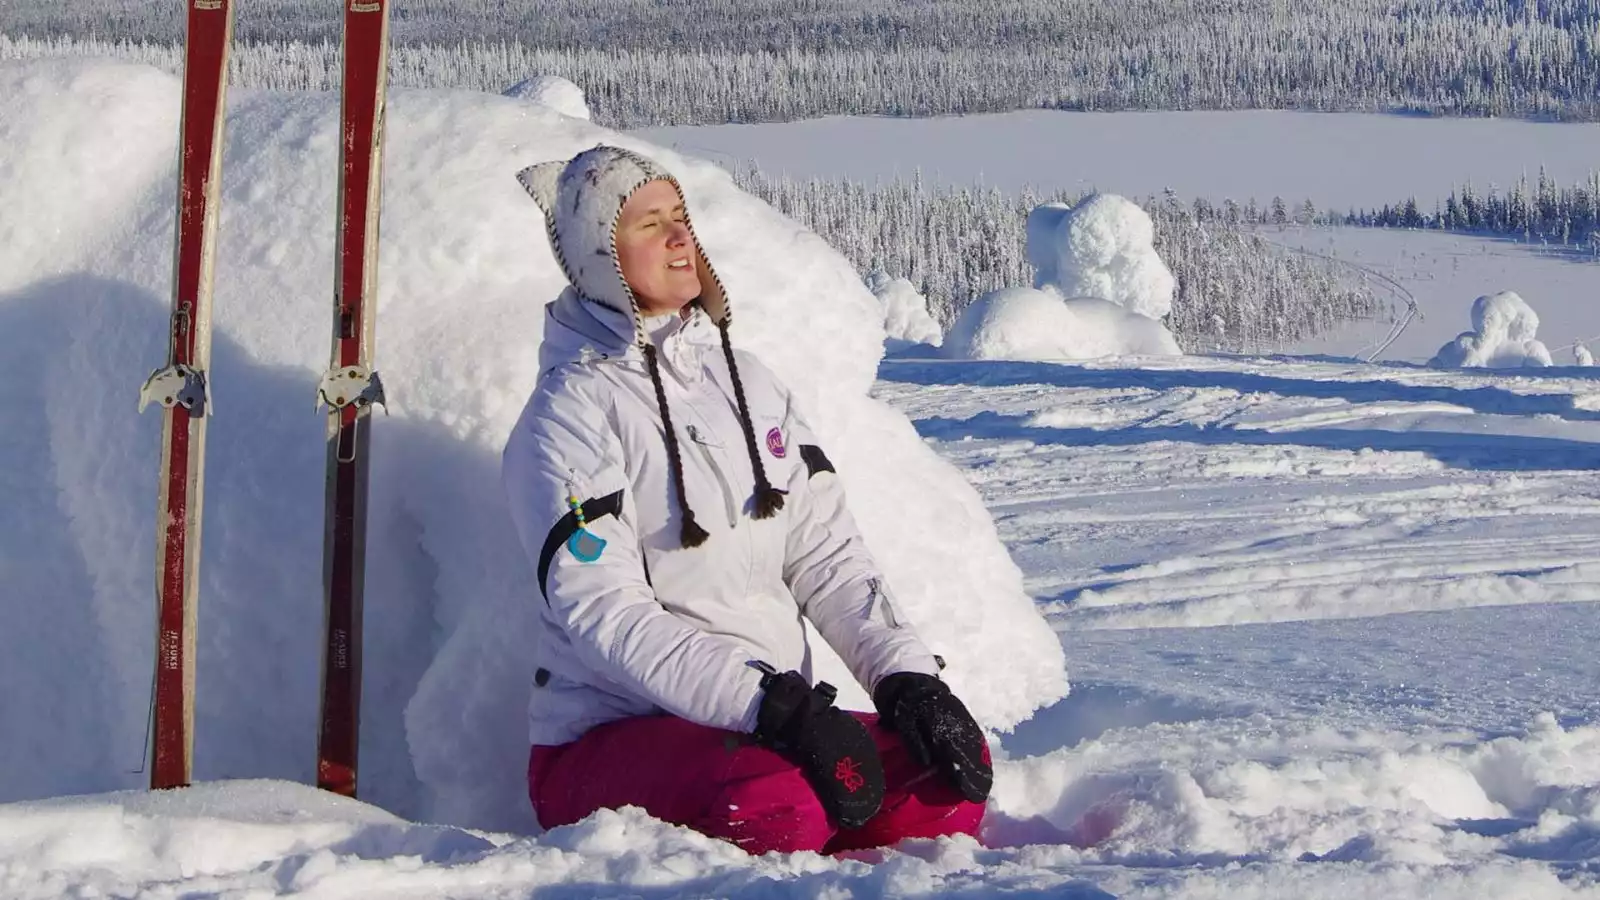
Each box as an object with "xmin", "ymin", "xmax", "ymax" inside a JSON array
[
  {"xmin": 0, "ymin": 56, "xmax": 1065, "ymax": 830},
  {"xmin": 1430, "ymin": 290, "xmax": 1554, "ymax": 369}
]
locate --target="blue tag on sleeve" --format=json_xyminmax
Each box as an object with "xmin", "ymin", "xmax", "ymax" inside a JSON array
[{"xmin": 567, "ymin": 528, "xmax": 606, "ymax": 563}]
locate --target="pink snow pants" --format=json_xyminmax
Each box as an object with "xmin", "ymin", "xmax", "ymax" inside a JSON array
[{"xmin": 528, "ymin": 712, "xmax": 987, "ymax": 855}]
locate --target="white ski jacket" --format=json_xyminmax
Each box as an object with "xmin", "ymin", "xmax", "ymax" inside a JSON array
[{"xmin": 503, "ymin": 147, "xmax": 940, "ymax": 747}]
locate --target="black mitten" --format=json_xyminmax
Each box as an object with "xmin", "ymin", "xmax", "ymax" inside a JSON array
[
  {"xmin": 873, "ymin": 672, "xmax": 992, "ymax": 803},
  {"xmin": 754, "ymin": 670, "xmax": 885, "ymax": 829}
]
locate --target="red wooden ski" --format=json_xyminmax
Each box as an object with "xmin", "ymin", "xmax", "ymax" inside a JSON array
[
  {"xmin": 138, "ymin": 0, "xmax": 235, "ymax": 791},
  {"xmin": 316, "ymin": 0, "xmax": 392, "ymax": 798}
]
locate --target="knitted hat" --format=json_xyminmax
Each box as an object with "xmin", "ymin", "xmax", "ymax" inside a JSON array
[{"xmin": 516, "ymin": 146, "xmax": 785, "ymax": 548}]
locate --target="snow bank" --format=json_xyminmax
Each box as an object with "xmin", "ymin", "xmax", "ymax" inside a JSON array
[
  {"xmin": 944, "ymin": 287, "xmax": 1181, "ymax": 361},
  {"xmin": 1027, "ymin": 195, "xmax": 1175, "ymax": 321},
  {"xmin": 1429, "ymin": 291, "xmax": 1553, "ymax": 369},
  {"xmin": 867, "ymin": 271, "xmax": 942, "ymax": 351},
  {"xmin": 501, "ymin": 74, "xmax": 590, "ymax": 120},
  {"xmin": 0, "ymin": 57, "xmax": 1065, "ymax": 829}
]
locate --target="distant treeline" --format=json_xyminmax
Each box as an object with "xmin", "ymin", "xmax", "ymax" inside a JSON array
[
  {"xmin": 1341, "ymin": 171, "xmax": 1600, "ymax": 250},
  {"xmin": 730, "ymin": 169, "xmax": 1384, "ymax": 354},
  {"xmin": 1173, "ymin": 171, "xmax": 1600, "ymax": 252},
  {"xmin": 6, "ymin": 0, "xmax": 1600, "ymax": 125}
]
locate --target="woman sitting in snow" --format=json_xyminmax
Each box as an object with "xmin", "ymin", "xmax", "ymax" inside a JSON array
[{"xmin": 501, "ymin": 145, "xmax": 992, "ymax": 855}]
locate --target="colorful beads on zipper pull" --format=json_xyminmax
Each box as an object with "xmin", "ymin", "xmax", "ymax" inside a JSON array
[{"xmin": 565, "ymin": 479, "xmax": 607, "ymax": 563}]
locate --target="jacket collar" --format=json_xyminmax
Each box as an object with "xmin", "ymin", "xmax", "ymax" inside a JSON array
[{"xmin": 540, "ymin": 286, "xmax": 717, "ymax": 383}]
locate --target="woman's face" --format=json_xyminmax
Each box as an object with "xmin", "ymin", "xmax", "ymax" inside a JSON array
[{"xmin": 614, "ymin": 180, "xmax": 701, "ymax": 315}]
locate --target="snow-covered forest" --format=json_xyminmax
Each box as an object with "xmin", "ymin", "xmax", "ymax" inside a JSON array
[
  {"xmin": 734, "ymin": 168, "xmax": 1384, "ymax": 352},
  {"xmin": 5, "ymin": 0, "xmax": 1600, "ymax": 125}
]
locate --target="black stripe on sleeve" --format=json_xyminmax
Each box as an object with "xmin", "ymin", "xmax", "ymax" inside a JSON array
[
  {"xmin": 799, "ymin": 444, "xmax": 835, "ymax": 478},
  {"xmin": 537, "ymin": 489, "xmax": 624, "ymax": 603}
]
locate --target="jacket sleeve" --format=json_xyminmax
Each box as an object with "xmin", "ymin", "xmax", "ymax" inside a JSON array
[
  {"xmin": 779, "ymin": 392, "xmax": 943, "ymax": 693},
  {"xmin": 502, "ymin": 372, "xmax": 766, "ymax": 733}
]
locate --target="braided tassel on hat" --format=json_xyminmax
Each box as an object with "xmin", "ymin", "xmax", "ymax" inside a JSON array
[
  {"xmin": 717, "ymin": 319, "xmax": 786, "ymax": 519},
  {"xmin": 644, "ymin": 344, "xmax": 710, "ymax": 548}
]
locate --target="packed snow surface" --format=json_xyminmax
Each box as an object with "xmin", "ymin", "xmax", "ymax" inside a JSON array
[
  {"xmin": 7, "ymin": 56, "xmax": 1600, "ymax": 898},
  {"xmin": 1431, "ymin": 290, "xmax": 1555, "ymax": 369}
]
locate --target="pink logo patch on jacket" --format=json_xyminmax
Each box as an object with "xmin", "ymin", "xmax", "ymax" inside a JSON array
[{"xmin": 765, "ymin": 427, "xmax": 787, "ymax": 458}]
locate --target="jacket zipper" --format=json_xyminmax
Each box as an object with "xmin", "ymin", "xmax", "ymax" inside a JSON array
[
  {"xmin": 687, "ymin": 423, "xmax": 739, "ymax": 529},
  {"xmin": 867, "ymin": 577, "xmax": 900, "ymax": 628}
]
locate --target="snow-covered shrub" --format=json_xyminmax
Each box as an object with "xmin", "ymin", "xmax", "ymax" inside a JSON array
[
  {"xmin": 944, "ymin": 286, "xmax": 1180, "ymax": 361},
  {"xmin": 867, "ymin": 271, "xmax": 942, "ymax": 352},
  {"xmin": 1028, "ymin": 194, "xmax": 1176, "ymax": 321},
  {"xmin": 1429, "ymin": 291, "xmax": 1552, "ymax": 369}
]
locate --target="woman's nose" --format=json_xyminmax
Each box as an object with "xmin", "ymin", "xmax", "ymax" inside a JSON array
[{"xmin": 666, "ymin": 222, "xmax": 690, "ymax": 245}]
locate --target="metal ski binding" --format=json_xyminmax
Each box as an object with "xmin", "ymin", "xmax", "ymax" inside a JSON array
[
  {"xmin": 317, "ymin": 365, "xmax": 387, "ymax": 412},
  {"xmin": 139, "ymin": 364, "xmax": 211, "ymax": 416}
]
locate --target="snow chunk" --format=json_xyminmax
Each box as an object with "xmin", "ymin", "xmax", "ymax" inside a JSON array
[
  {"xmin": 502, "ymin": 75, "xmax": 590, "ymax": 120},
  {"xmin": 988, "ymin": 711, "xmax": 1600, "ymax": 873},
  {"xmin": 1429, "ymin": 291, "xmax": 1553, "ymax": 369},
  {"xmin": 1028, "ymin": 195, "xmax": 1176, "ymax": 320},
  {"xmin": 944, "ymin": 287, "xmax": 1181, "ymax": 361},
  {"xmin": 867, "ymin": 271, "xmax": 942, "ymax": 351}
]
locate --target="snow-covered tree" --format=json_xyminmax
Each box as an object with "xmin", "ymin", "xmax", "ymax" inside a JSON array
[{"xmin": 1429, "ymin": 291, "xmax": 1553, "ymax": 369}]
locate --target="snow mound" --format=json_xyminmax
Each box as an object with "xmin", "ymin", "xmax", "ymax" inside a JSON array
[
  {"xmin": 502, "ymin": 74, "xmax": 590, "ymax": 120},
  {"xmin": 1429, "ymin": 291, "xmax": 1553, "ymax": 369},
  {"xmin": 1577, "ymin": 344, "xmax": 1595, "ymax": 366},
  {"xmin": 0, "ymin": 57, "xmax": 1065, "ymax": 830},
  {"xmin": 944, "ymin": 287, "xmax": 1181, "ymax": 361},
  {"xmin": 1027, "ymin": 195, "xmax": 1176, "ymax": 320},
  {"xmin": 867, "ymin": 271, "xmax": 942, "ymax": 351}
]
